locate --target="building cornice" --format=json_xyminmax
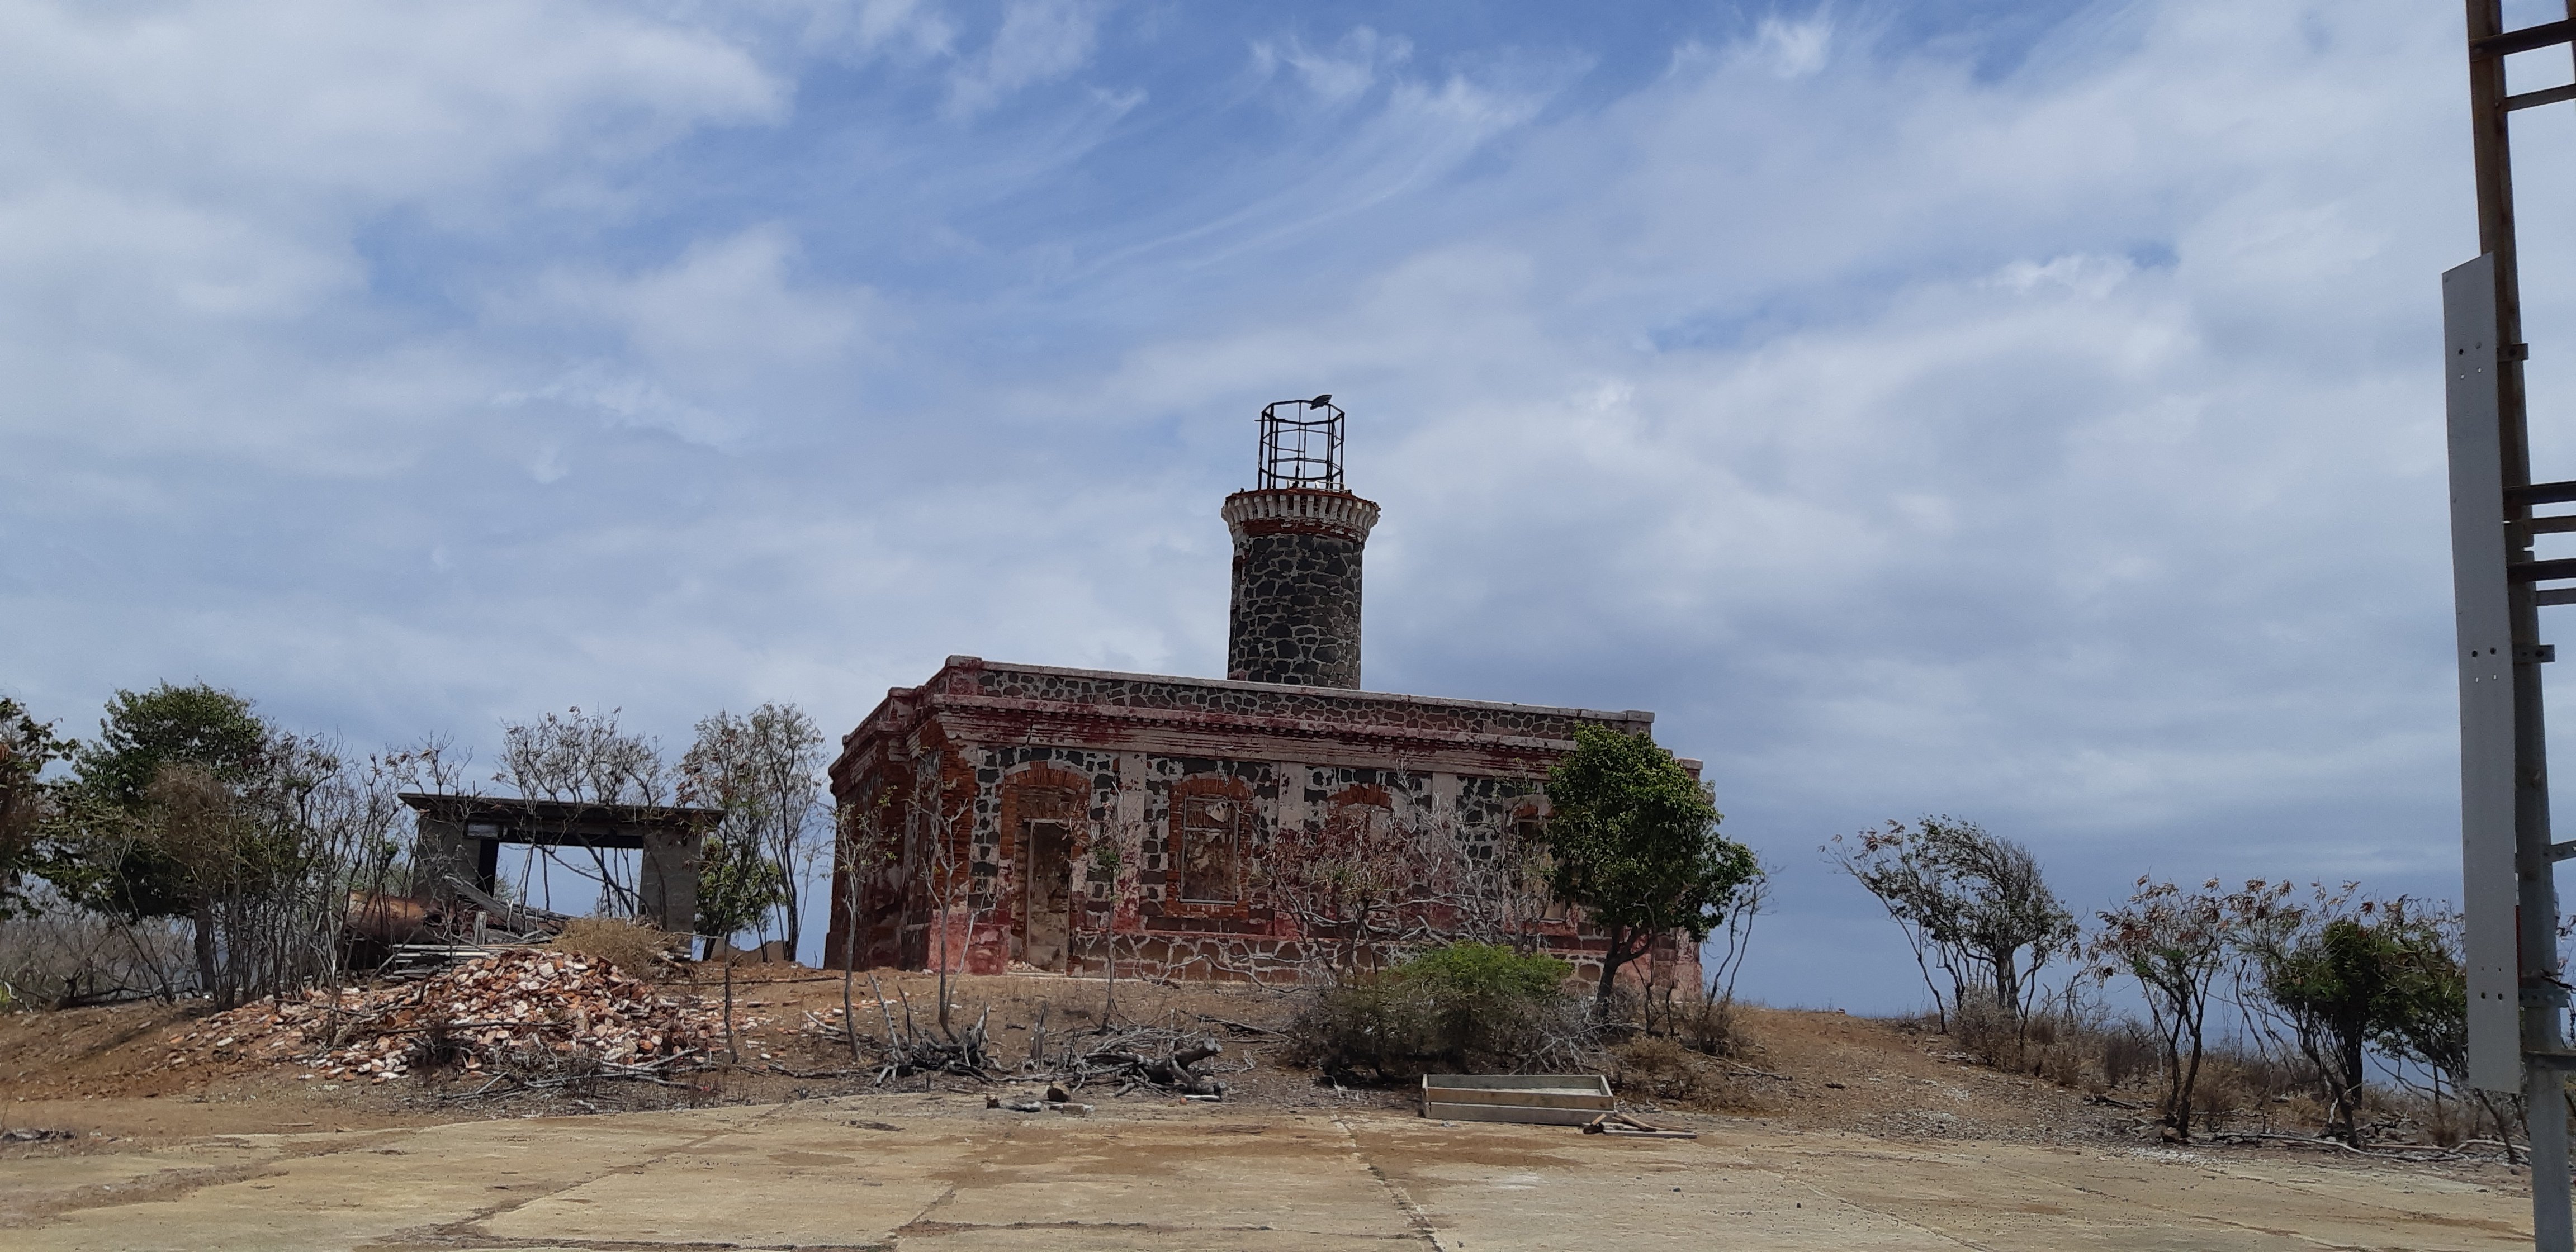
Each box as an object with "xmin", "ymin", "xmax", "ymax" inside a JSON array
[{"xmin": 828, "ymin": 656, "xmax": 1663, "ymax": 788}]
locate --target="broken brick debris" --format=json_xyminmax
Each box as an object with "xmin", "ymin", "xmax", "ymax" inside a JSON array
[{"xmin": 160, "ymin": 950, "xmax": 721, "ymax": 1083}]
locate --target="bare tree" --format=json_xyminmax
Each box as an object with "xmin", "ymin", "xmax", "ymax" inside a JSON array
[
  {"xmin": 492, "ymin": 708, "xmax": 668, "ymax": 916},
  {"xmin": 1088, "ymin": 837, "xmax": 1124, "ymax": 1022},
  {"xmin": 1439, "ymin": 805, "xmax": 1558, "ymax": 957},
  {"xmin": 679, "ymin": 703, "xmax": 825, "ymax": 957},
  {"xmin": 386, "ymin": 733, "xmax": 475, "ymax": 808},
  {"xmin": 898, "ymin": 745, "xmax": 985, "ymax": 1039},
  {"xmin": 1258, "ymin": 798, "xmax": 1437, "ymax": 980},
  {"xmin": 1829, "ymin": 817, "xmax": 2077, "ymax": 1030},
  {"xmin": 126, "ymin": 733, "xmax": 408, "ymax": 1008},
  {"xmin": 832, "ymin": 785, "xmax": 901, "ymax": 1059},
  {"xmin": 2090, "ymin": 877, "xmax": 2274, "ymax": 1142},
  {"xmin": 1703, "ymin": 872, "xmax": 1765, "ymax": 1007}
]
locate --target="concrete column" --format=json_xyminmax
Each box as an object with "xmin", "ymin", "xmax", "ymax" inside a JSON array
[{"xmin": 638, "ymin": 825, "xmax": 702, "ymax": 935}]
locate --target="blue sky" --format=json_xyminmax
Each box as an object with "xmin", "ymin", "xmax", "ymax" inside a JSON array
[{"xmin": 7, "ymin": 0, "xmax": 2573, "ymax": 1008}]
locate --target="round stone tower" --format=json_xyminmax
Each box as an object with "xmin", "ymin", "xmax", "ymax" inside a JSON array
[{"xmin": 1224, "ymin": 396, "xmax": 1380, "ymax": 688}]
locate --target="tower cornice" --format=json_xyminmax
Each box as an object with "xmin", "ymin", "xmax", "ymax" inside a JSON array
[{"xmin": 1221, "ymin": 487, "xmax": 1380, "ymax": 544}]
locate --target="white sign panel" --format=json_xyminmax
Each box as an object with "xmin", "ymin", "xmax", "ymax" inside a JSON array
[{"xmin": 2445, "ymin": 253, "xmax": 2522, "ymax": 1094}]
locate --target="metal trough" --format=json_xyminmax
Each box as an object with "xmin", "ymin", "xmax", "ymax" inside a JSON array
[{"xmin": 1421, "ymin": 1074, "xmax": 1615, "ymax": 1126}]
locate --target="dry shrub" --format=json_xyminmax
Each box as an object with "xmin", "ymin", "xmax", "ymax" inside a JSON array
[
  {"xmin": 2097, "ymin": 1020, "xmax": 2159, "ymax": 1090},
  {"xmin": 2383, "ymin": 1086, "xmax": 2483, "ymax": 1148},
  {"xmin": 1953, "ymin": 993, "xmax": 2023, "ymax": 1068},
  {"xmin": 2023, "ymin": 1013, "xmax": 2096, "ymax": 1089},
  {"xmin": 1679, "ymin": 992, "xmax": 1753, "ymax": 1059},
  {"xmin": 0, "ymin": 907, "xmax": 195, "ymax": 1008},
  {"xmin": 1943, "ymin": 993, "xmax": 2163, "ymax": 1097},
  {"xmin": 1609, "ymin": 1035, "xmax": 1709, "ymax": 1103},
  {"xmin": 1286, "ymin": 977, "xmax": 1429, "ymax": 1081},
  {"xmin": 2190, "ymin": 1045, "xmax": 2311, "ymax": 1131},
  {"xmin": 1286, "ymin": 943, "xmax": 1587, "ymax": 1082},
  {"xmin": 551, "ymin": 917, "xmax": 684, "ymax": 978}
]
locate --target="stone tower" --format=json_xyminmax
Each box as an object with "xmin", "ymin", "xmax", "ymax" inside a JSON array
[{"xmin": 1224, "ymin": 396, "xmax": 1380, "ymax": 688}]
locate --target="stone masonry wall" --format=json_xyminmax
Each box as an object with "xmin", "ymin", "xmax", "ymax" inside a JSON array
[
  {"xmin": 1228, "ymin": 529, "xmax": 1365, "ymax": 687},
  {"xmin": 1223, "ymin": 487, "xmax": 1377, "ymax": 688}
]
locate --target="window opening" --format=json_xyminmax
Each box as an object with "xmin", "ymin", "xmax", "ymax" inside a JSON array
[{"xmin": 1177, "ymin": 795, "xmax": 1244, "ymax": 903}]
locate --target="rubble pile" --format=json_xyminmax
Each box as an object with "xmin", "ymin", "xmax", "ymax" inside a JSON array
[{"xmin": 163, "ymin": 950, "xmax": 718, "ymax": 1083}]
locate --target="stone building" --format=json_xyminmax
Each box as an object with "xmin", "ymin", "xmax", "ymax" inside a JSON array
[{"xmin": 822, "ymin": 399, "xmax": 1698, "ymax": 985}]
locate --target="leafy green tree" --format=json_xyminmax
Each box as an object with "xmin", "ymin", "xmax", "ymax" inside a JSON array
[
  {"xmin": 694, "ymin": 832, "xmax": 787, "ymax": 959},
  {"xmin": 1539, "ymin": 724, "xmax": 1760, "ymax": 1012},
  {"xmin": 15, "ymin": 684, "xmax": 395, "ymax": 1007},
  {"xmin": 2360, "ymin": 902, "xmax": 2523, "ymax": 1155},
  {"xmin": 0, "ymin": 697, "xmax": 74, "ymax": 917},
  {"xmin": 2246, "ymin": 891, "xmax": 2466, "ymax": 1147},
  {"xmin": 50, "ymin": 684, "xmax": 272, "ymax": 933},
  {"xmin": 77, "ymin": 684, "xmax": 269, "ymax": 808}
]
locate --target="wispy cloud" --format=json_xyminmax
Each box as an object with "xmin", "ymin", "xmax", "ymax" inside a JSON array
[{"xmin": 944, "ymin": 0, "xmax": 1105, "ymax": 117}]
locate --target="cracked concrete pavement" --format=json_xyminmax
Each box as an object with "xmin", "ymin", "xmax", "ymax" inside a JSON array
[{"xmin": 0, "ymin": 1094, "xmax": 2536, "ymax": 1250}]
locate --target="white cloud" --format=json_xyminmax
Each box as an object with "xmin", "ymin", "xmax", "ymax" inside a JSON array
[
  {"xmin": 0, "ymin": 0, "xmax": 793, "ymax": 475},
  {"xmin": 944, "ymin": 0, "xmax": 1102, "ymax": 117},
  {"xmin": 0, "ymin": 1, "xmax": 784, "ymax": 211},
  {"xmin": 500, "ymin": 226, "xmax": 875, "ymax": 447},
  {"xmin": 1751, "ymin": 14, "xmax": 1834, "ymax": 79}
]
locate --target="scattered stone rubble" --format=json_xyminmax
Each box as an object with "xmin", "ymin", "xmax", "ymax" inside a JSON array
[{"xmin": 162, "ymin": 950, "xmax": 719, "ymax": 1083}]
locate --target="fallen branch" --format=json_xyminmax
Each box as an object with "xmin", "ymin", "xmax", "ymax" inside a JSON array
[
  {"xmin": 1585, "ymin": 1111, "xmax": 1697, "ymax": 1140},
  {"xmin": 1194, "ymin": 1015, "xmax": 1282, "ymax": 1038},
  {"xmin": 1054, "ymin": 1028, "xmax": 1227, "ymax": 1097},
  {"xmin": 2205, "ymin": 1131, "xmax": 2470, "ymax": 1162}
]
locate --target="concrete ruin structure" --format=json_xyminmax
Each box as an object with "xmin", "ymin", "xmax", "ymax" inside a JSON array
[
  {"xmin": 402, "ymin": 793, "xmax": 714, "ymax": 935},
  {"xmin": 823, "ymin": 398, "xmax": 1698, "ymax": 986}
]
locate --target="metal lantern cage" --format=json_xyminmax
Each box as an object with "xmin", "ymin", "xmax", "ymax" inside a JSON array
[{"xmin": 1257, "ymin": 396, "xmax": 1345, "ymax": 491}]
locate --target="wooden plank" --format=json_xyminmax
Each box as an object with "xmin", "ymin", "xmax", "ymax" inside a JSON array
[
  {"xmin": 1419, "ymin": 1073, "xmax": 1612, "ymax": 1093},
  {"xmin": 1423, "ymin": 1101, "xmax": 1604, "ymax": 1126},
  {"xmin": 1420, "ymin": 1087, "xmax": 1614, "ymax": 1111},
  {"xmin": 2507, "ymin": 480, "xmax": 2576, "ymax": 505},
  {"xmin": 2509, "ymin": 557, "xmax": 2576, "ymax": 583},
  {"xmin": 2473, "ymin": 18, "xmax": 2574, "ymax": 59},
  {"xmin": 2504, "ymin": 82, "xmax": 2576, "ymax": 112}
]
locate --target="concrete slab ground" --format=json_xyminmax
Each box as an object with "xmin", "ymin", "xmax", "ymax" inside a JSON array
[{"xmin": 0, "ymin": 1095, "xmax": 2535, "ymax": 1250}]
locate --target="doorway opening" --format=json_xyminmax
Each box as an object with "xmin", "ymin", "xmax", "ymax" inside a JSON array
[{"xmin": 1021, "ymin": 819, "xmax": 1072, "ymax": 972}]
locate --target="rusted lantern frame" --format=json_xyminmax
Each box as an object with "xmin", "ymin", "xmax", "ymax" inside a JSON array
[{"xmin": 1257, "ymin": 398, "xmax": 1346, "ymax": 491}]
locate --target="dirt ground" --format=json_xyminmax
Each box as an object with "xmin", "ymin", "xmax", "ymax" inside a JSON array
[{"xmin": 0, "ymin": 964, "xmax": 2545, "ymax": 1248}]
